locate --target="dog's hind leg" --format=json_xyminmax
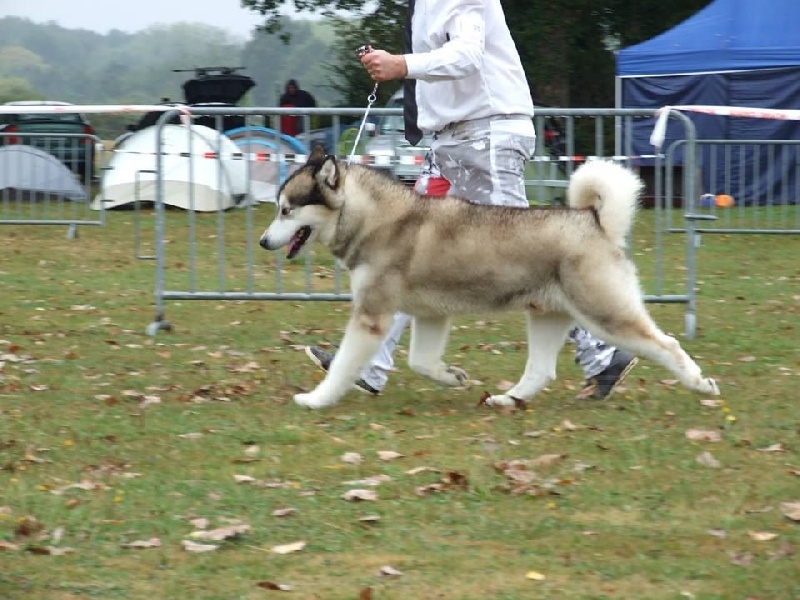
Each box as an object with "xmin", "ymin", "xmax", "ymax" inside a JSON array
[
  {"xmin": 294, "ymin": 311, "xmax": 393, "ymax": 409},
  {"xmin": 575, "ymin": 305, "xmax": 719, "ymax": 397},
  {"xmin": 483, "ymin": 312, "xmax": 574, "ymax": 407},
  {"xmin": 408, "ymin": 316, "xmax": 469, "ymax": 387}
]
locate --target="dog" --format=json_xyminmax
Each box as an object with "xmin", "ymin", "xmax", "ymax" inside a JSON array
[{"xmin": 259, "ymin": 146, "xmax": 720, "ymax": 409}]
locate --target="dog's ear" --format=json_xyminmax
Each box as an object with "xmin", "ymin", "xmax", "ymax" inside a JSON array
[
  {"xmin": 307, "ymin": 144, "xmax": 326, "ymax": 167},
  {"xmin": 317, "ymin": 155, "xmax": 341, "ymax": 190}
]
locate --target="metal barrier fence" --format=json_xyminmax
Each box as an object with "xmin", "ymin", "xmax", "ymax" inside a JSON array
[
  {"xmin": 0, "ymin": 131, "xmax": 105, "ymax": 238},
  {"xmin": 663, "ymin": 139, "xmax": 800, "ymax": 234},
  {"xmin": 133, "ymin": 106, "xmax": 707, "ymax": 338}
]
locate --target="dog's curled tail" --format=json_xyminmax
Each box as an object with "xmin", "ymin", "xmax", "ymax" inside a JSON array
[{"xmin": 567, "ymin": 159, "xmax": 644, "ymax": 247}]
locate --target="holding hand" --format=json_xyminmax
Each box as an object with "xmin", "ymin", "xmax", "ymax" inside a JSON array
[{"xmin": 361, "ymin": 49, "xmax": 408, "ymax": 82}]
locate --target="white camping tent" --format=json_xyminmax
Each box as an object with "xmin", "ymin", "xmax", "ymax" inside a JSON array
[
  {"xmin": 94, "ymin": 124, "xmax": 249, "ymax": 211},
  {"xmin": 0, "ymin": 145, "xmax": 87, "ymax": 201}
]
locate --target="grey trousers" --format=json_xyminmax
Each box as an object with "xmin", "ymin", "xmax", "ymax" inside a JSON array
[{"xmin": 360, "ymin": 117, "xmax": 616, "ymax": 389}]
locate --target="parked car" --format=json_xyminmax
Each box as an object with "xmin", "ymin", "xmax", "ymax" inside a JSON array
[
  {"xmin": 364, "ymin": 89, "xmax": 432, "ymax": 186},
  {"xmin": 0, "ymin": 101, "xmax": 97, "ymax": 180}
]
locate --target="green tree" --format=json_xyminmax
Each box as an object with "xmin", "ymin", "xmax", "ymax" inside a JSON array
[{"xmin": 241, "ymin": 0, "xmax": 711, "ymax": 108}]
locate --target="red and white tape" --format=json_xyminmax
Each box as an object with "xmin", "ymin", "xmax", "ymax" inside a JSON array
[{"xmin": 650, "ymin": 105, "xmax": 800, "ymax": 149}]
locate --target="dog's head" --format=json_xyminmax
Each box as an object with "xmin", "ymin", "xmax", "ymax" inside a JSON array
[{"xmin": 259, "ymin": 145, "xmax": 345, "ymax": 258}]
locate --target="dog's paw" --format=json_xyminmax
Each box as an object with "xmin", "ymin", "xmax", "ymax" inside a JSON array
[
  {"xmin": 478, "ymin": 393, "xmax": 520, "ymax": 408},
  {"xmin": 699, "ymin": 377, "xmax": 720, "ymax": 396},
  {"xmin": 294, "ymin": 392, "xmax": 336, "ymax": 409},
  {"xmin": 444, "ymin": 365, "xmax": 470, "ymax": 386}
]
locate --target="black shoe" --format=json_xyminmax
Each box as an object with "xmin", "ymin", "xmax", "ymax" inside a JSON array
[
  {"xmin": 304, "ymin": 346, "xmax": 381, "ymax": 395},
  {"xmin": 576, "ymin": 350, "xmax": 639, "ymax": 401}
]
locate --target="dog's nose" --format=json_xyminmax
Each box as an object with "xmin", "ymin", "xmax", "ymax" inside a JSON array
[{"xmin": 259, "ymin": 236, "xmax": 271, "ymax": 250}]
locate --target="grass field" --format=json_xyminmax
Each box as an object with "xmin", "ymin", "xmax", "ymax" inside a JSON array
[{"xmin": 0, "ymin": 205, "xmax": 798, "ymax": 600}]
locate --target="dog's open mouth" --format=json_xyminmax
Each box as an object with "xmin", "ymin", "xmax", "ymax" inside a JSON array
[{"xmin": 287, "ymin": 226, "xmax": 312, "ymax": 259}]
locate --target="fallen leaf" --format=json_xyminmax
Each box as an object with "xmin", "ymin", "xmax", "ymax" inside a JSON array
[
  {"xmin": 359, "ymin": 588, "xmax": 373, "ymax": 600},
  {"xmin": 530, "ymin": 454, "xmax": 566, "ymax": 468},
  {"xmin": 738, "ymin": 355, "xmax": 756, "ymax": 363},
  {"xmin": 377, "ymin": 450, "xmax": 404, "ymax": 462},
  {"xmin": 340, "ymin": 452, "xmax": 363, "ymax": 465},
  {"xmin": 685, "ymin": 429, "xmax": 723, "ymax": 443},
  {"xmin": 182, "ymin": 540, "xmax": 218, "ymax": 553},
  {"xmin": 748, "ymin": 531, "xmax": 778, "ymax": 542},
  {"xmin": 342, "ymin": 489, "xmax": 378, "ymax": 502},
  {"xmin": 359, "ymin": 515, "xmax": 381, "ymax": 524},
  {"xmin": 178, "ymin": 433, "xmax": 204, "ymax": 440},
  {"xmin": 189, "ymin": 518, "xmax": 209, "ymax": 530},
  {"xmin": 25, "ymin": 545, "xmax": 74, "ymax": 556},
  {"xmin": 780, "ymin": 501, "xmax": 800, "ymax": 521},
  {"xmin": 343, "ymin": 474, "xmax": 392, "ymax": 487},
  {"xmin": 767, "ymin": 542, "xmax": 794, "ymax": 562},
  {"xmin": 561, "ymin": 420, "xmax": 578, "ymax": 432},
  {"xmin": 234, "ymin": 474, "xmax": 258, "ymax": 484},
  {"xmin": 708, "ymin": 528, "xmax": 728, "ymax": 539},
  {"xmin": 190, "ymin": 523, "xmax": 250, "ymax": 541},
  {"xmin": 14, "ymin": 516, "xmax": 43, "ymax": 539},
  {"xmin": 120, "ymin": 537, "xmax": 161, "ymax": 549},
  {"xmin": 757, "ymin": 443, "xmax": 786, "ymax": 453},
  {"xmin": 378, "ymin": 565, "xmax": 403, "ymax": 577},
  {"xmin": 257, "ymin": 581, "xmax": 293, "ymax": 591},
  {"xmin": 271, "ymin": 508, "xmax": 296, "ymax": 518},
  {"xmin": 270, "ymin": 540, "xmax": 306, "ymax": 555},
  {"xmin": 405, "ymin": 466, "xmax": 439, "ymax": 476},
  {"xmin": 0, "ymin": 541, "xmax": 20, "ymax": 551},
  {"xmin": 700, "ymin": 399, "xmax": 723, "ymax": 408},
  {"xmin": 525, "ymin": 570, "xmax": 546, "ymax": 581},
  {"xmin": 696, "ymin": 451, "xmax": 721, "ymax": 468},
  {"xmin": 728, "ymin": 551, "xmax": 754, "ymax": 566}
]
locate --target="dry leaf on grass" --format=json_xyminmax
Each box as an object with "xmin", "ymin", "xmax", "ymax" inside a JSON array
[
  {"xmin": 359, "ymin": 514, "xmax": 381, "ymax": 524},
  {"xmin": 707, "ymin": 528, "xmax": 727, "ymax": 539},
  {"xmin": 0, "ymin": 541, "xmax": 20, "ymax": 551},
  {"xmin": 748, "ymin": 531, "xmax": 778, "ymax": 542},
  {"xmin": 378, "ymin": 565, "xmax": 404, "ymax": 577},
  {"xmin": 182, "ymin": 540, "xmax": 218, "ymax": 553},
  {"xmin": 343, "ymin": 474, "xmax": 392, "ymax": 487},
  {"xmin": 25, "ymin": 546, "xmax": 74, "ymax": 556},
  {"xmin": 696, "ymin": 451, "xmax": 721, "ymax": 468},
  {"xmin": 757, "ymin": 443, "xmax": 786, "ymax": 453},
  {"xmin": 359, "ymin": 588, "xmax": 373, "ymax": 600},
  {"xmin": 685, "ymin": 429, "xmax": 723, "ymax": 443},
  {"xmin": 342, "ymin": 489, "xmax": 378, "ymax": 502},
  {"xmin": 780, "ymin": 501, "xmax": 800, "ymax": 521},
  {"xmin": 189, "ymin": 518, "xmax": 209, "ymax": 530},
  {"xmin": 271, "ymin": 508, "xmax": 296, "ymax": 518},
  {"xmin": 189, "ymin": 523, "xmax": 250, "ymax": 541},
  {"xmin": 728, "ymin": 551, "xmax": 754, "ymax": 566},
  {"xmin": 257, "ymin": 581, "xmax": 293, "ymax": 591},
  {"xmin": 530, "ymin": 454, "xmax": 567, "ymax": 468},
  {"xmin": 700, "ymin": 399, "xmax": 723, "ymax": 408},
  {"xmin": 525, "ymin": 571, "xmax": 546, "ymax": 581},
  {"xmin": 120, "ymin": 537, "xmax": 161, "ymax": 549},
  {"xmin": 377, "ymin": 450, "xmax": 404, "ymax": 462},
  {"xmin": 234, "ymin": 474, "xmax": 258, "ymax": 484},
  {"xmin": 405, "ymin": 466, "xmax": 439, "ymax": 476},
  {"xmin": 271, "ymin": 540, "xmax": 306, "ymax": 555},
  {"xmin": 178, "ymin": 432, "xmax": 204, "ymax": 440},
  {"xmin": 341, "ymin": 452, "xmax": 363, "ymax": 465}
]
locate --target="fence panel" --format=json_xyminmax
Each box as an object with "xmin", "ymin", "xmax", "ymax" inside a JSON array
[
  {"xmin": 0, "ymin": 131, "xmax": 105, "ymax": 237},
  {"xmin": 114, "ymin": 107, "xmax": 702, "ymax": 338}
]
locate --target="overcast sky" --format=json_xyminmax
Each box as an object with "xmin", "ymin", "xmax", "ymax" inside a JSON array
[{"xmin": 3, "ymin": 0, "xmax": 282, "ymax": 38}]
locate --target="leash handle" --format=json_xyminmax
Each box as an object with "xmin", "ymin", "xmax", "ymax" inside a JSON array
[{"xmin": 348, "ymin": 44, "xmax": 378, "ymax": 164}]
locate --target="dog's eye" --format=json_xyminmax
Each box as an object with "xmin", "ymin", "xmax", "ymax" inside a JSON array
[{"xmin": 281, "ymin": 206, "xmax": 292, "ymax": 216}]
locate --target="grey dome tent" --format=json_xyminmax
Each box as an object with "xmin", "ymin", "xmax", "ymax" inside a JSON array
[
  {"xmin": 0, "ymin": 145, "xmax": 87, "ymax": 201},
  {"xmin": 616, "ymin": 0, "xmax": 800, "ymax": 205}
]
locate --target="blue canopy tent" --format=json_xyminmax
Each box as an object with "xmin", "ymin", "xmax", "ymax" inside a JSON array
[{"xmin": 616, "ymin": 0, "xmax": 800, "ymax": 205}]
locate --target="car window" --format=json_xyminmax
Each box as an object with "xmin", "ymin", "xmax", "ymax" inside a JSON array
[
  {"xmin": 379, "ymin": 114, "xmax": 404, "ymax": 135},
  {"xmin": 15, "ymin": 113, "xmax": 83, "ymax": 124}
]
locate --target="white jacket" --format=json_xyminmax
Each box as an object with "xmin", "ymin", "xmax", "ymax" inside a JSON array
[{"xmin": 403, "ymin": 0, "xmax": 535, "ymax": 133}]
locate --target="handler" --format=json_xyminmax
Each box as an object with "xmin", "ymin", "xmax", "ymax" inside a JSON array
[{"xmin": 306, "ymin": 0, "xmax": 637, "ymax": 400}]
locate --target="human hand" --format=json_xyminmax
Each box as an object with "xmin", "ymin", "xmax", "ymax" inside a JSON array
[{"xmin": 361, "ymin": 49, "xmax": 408, "ymax": 82}]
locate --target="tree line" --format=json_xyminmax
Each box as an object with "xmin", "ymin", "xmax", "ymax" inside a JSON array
[{"xmin": 0, "ymin": 2, "xmax": 709, "ymax": 138}]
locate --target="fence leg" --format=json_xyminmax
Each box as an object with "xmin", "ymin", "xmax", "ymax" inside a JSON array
[{"xmin": 66, "ymin": 224, "xmax": 78, "ymax": 240}]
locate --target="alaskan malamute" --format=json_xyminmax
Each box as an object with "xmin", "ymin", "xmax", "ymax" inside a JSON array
[{"xmin": 260, "ymin": 147, "xmax": 719, "ymax": 409}]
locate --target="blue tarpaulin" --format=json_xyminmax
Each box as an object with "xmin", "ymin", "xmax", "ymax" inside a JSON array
[{"xmin": 616, "ymin": 0, "xmax": 800, "ymax": 205}]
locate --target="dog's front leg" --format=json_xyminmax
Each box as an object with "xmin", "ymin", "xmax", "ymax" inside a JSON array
[
  {"xmin": 294, "ymin": 311, "xmax": 391, "ymax": 409},
  {"xmin": 408, "ymin": 316, "xmax": 469, "ymax": 387}
]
